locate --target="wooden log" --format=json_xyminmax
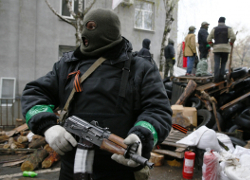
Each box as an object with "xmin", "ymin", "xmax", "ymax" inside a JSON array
[
  {"xmin": 17, "ymin": 135, "xmax": 28, "ymax": 143},
  {"xmin": 28, "ymin": 135, "xmax": 46, "ymax": 149},
  {"xmin": 21, "ymin": 149, "xmax": 48, "ymax": 171},
  {"xmin": 3, "ymin": 144, "xmax": 10, "ymax": 149},
  {"xmin": 20, "ymin": 131, "xmax": 30, "ymax": 136},
  {"xmin": 149, "ymin": 152, "xmax": 164, "ymax": 167},
  {"xmin": 11, "ymin": 141, "xmax": 27, "ymax": 149},
  {"xmin": 0, "ymin": 135, "xmax": 9, "ymax": 143},
  {"xmin": 175, "ymin": 80, "xmax": 197, "ymax": 105},
  {"xmin": 42, "ymin": 150, "xmax": 60, "ymax": 168},
  {"xmin": 44, "ymin": 144, "xmax": 54, "ymax": 153}
]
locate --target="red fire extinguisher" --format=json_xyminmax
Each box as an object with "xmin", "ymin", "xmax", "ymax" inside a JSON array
[{"xmin": 182, "ymin": 151, "xmax": 195, "ymax": 179}]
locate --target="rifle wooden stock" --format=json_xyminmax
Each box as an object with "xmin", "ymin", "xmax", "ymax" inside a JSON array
[{"xmin": 100, "ymin": 138, "xmax": 126, "ymax": 155}]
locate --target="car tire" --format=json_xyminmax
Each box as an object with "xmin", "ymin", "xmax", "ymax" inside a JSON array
[
  {"xmin": 221, "ymin": 103, "xmax": 244, "ymax": 121},
  {"xmin": 164, "ymin": 82, "xmax": 173, "ymax": 91},
  {"xmin": 230, "ymin": 67, "xmax": 248, "ymax": 80},
  {"xmin": 228, "ymin": 125, "xmax": 240, "ymax": 133},
  {"xmin": 184, "ymin": 97, "xmax": 201, "ymax": 109},
  {"xmin": 166, "ymin": 89, "xmax": 172, "ymax": 99},
  {"xmin": 212, "ymin": 111, "xmax": 225, "ymax": 131},
  {"xmin": 197, "ymin": 109, "xmax": 213, "ymax": 129},
  {"xmin": 229, "ymin": 136, "xmax": 247, "ymax": 147},
  {"xmin": 235, "ymin": 108, "xmax": 250, "ymax": 129}
]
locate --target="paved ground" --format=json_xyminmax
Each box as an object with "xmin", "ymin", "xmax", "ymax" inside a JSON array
[{"xmin": 0, "ymin": 154, "xmax": 202, "ymax": 180}]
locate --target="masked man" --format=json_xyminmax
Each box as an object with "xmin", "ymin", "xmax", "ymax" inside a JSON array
[{"xmin": 21, "ymin": 9, "xmax": 172, "ymax": 180}]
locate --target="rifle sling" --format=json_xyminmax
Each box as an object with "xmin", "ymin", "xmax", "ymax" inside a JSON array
[
  {"xmin": 59, "ymin": 57, "xmax": 107, "ymax": 124},
  {"xmin": 116, "ymin": 53, "xmax": 132, "ymax": 111}
]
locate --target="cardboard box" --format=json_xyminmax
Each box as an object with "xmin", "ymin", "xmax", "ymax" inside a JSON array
[
  {"xmin": 183, "ymin": 107, "xmax": 197, "ymax": 126},
  {"xmin": 171, "ymin": 105, "xmax": 184, "ymax": 118}
]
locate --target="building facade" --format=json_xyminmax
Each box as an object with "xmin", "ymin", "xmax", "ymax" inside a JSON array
[{"xmin": 0, "ymin": 0, "xmax": 177, "ymax": 126}]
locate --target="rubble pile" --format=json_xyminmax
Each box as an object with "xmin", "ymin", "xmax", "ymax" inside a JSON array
[{"xmin": 164, "ymin": 66, "xmax": 250, "ymax": 146}]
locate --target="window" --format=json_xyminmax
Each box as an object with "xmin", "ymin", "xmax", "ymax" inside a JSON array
[
  {"xmin": 61, "ymin": 0, "xmax": 84, "ymax": 18},
  {"xmin": 0, "ymin": 78, "xmax": 16, "ymax": 106},
  {"xmin": 134, "ymin": 1, "xmax": 154, "ymax": 30}
]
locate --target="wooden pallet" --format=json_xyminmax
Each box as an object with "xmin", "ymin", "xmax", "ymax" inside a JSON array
[
  {"xmin": 153, "ymin": 129, "xmax": 191, "ymax": 159},
  {"xmin": 173, "ymin": 76, "xmax": 214, "ymax": 84}
]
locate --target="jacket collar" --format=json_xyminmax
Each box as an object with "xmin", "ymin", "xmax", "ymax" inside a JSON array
[
  {"xmin": 218, "ymin": 23, "xmax": 226, "ymax": 26},
  {"xmin": 65, "ymin": 37, "xmax": 132, "ymax": 65}
]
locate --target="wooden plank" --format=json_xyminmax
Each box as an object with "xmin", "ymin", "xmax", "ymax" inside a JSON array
[
  {"xmin": 161, "ymin": 141, "xmax": 188, "ymax": 148},
  {"xmin": 220, "ymin": 91, "xmax": 250, "ymax": 110},
  {"xmin": 2, "ymin": 159, "xmax": 25, "ymax": 167},
  {"xmin": 0, "ymin": 148, "xmax": 37, "ymax": 154},
  {"xmin": 196, "ymin": 81, "xmax": 225, "ymax": 91},
  {"xmin": 175, "ymin": 147, "xmax": 186, "ymax": 152},
  {"xmin": 15, "ymin": 123, "xmax": 28, "ymax": 133},
  {"xmin": 153, "ymin": 149, "xmax": 184, "ymax": 159}
]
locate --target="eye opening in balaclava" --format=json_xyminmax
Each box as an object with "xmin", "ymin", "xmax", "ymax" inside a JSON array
[
  {"xmin": 86, "ymin": 21, "xmax": 97, "ymax": 30},
  {"xmin": 82, "ymin": 21, "xmax": 97, "ymax": 47}
]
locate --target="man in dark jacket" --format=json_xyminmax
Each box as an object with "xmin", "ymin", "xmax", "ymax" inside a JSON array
[
  {"xmin": 198, "ymin": 21, "xmax": 210, "ymax": 59},
  {"xmin": 207, "ymin": 17, "xmax": 236, "ymax": 83},
  {"xmin": 137, "ymin": 38, "xmax": 152, "ymax": 61},
  {"xmin": 21, "ymin": 9, "xmax": 172, "ymax": 180},
  {"xmin": 164, "ymin": 38, "xmax": 175, "ymax": 78}
]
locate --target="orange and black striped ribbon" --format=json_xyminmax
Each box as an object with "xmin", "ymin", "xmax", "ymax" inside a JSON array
[
  {"xmin": 67, "ymin": 70, "xmax": 82, "ymax": 92},
  {"xmin": 172, "ymin": 124, "xmax": 188, "ymax": 134}
]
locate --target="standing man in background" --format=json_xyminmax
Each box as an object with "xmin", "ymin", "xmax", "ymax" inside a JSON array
[
  {"xmin": 184, "ymin": 26, "xmax": 197, "ymax": 76},
  {"xmin": 138, "ymin": 38, "xmax": 152, "ymax": 62},
  {"xmin": 207, "ymin": 17, "xmax": 236, "ymax": 83},
  {"xmin": 164, "ymin": 38, "xmax": 175, "ymax": 78},
  {"xmin": 198, "ymin": 22, "xmax": 210, "ymax": 59}
]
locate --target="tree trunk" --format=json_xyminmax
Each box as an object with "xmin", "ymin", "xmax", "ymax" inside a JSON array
[{"xmin": 159, "ymin": 0, "xmax": 178, "ymax": 72}]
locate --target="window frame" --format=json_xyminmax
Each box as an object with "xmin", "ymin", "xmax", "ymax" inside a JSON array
[
  {"xmin": 0, "ymin": 77, "xmax": 16, "ymax": 106},
  {"xmin": 60, "ymin": 0, "xmax": 85, "ymax": 19},
  {"xmin": 134, "ymin": 0, "xmax": 155, "ymax": 31}
]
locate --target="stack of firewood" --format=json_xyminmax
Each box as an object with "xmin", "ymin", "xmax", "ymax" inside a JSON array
[{"xmin": 0, "ymin": 123, "xmax": 60, "ymax": 171}]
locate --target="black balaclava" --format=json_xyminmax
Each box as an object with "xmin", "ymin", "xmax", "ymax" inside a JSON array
[
  {"xmin": 80, "ymin": 9, "xmax": 123, "ymax": 57},
  {"xmin": 142, "ymin": 39, "xmax": 151, "ymax": 50}
]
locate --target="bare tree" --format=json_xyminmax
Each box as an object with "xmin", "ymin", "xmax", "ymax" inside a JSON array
[
  {"xmin": 159, "ymin": 0, "xmax": 179, "ymax": 72},
  {"xmin": 234, "ymin": 35, "xmax": 250, "ymax": 67},
  {"xmin": 45, "ymin": 0, "xmax": 96, "ymax": 46}
]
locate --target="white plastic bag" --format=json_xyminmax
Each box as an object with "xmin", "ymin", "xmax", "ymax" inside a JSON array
[
  {"xmin": 202, "ymin": 149, "xmax": 220, "ymax": 180},
  {"xmin": 216, "ymin": 133, "xmax": 234, "ymax": 153},
  {"xmin": 177, "ymin": 126, "xmax": 221, "ymax": 152}
]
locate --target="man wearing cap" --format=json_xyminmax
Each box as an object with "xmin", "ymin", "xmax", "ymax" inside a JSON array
[
  {"xmin": 21, "ymin": 8, "xmax": 172, "ymax": 180},
  {"xmin": 198, "ymin": 22, "xmax": 210, "ymax": 59},
  {"xmin": 207, "ymin": 17, "xmax": 236, "ymax": 83},
  {"xmin": 184, "ymin": 26, "xmax": 197, "ymax": 76}
]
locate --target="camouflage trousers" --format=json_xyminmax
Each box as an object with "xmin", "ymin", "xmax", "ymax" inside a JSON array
[{"xmin": 164, "ymin": 59, "xmax": 174, "ymax": 78}]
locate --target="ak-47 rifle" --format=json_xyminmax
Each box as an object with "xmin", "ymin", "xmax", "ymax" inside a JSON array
[{"xmin": 64, "ymin": 116, "xmax": 154, "ymax": 169}]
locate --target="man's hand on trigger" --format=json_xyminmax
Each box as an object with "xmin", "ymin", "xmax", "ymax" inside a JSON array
[
  {"xmin": 44, "ymin": 125, "xmax": 77, "ymax": 155},
  {"xmin": 111, "ymin": 134, "xmax": 142, "ymax": 167}
]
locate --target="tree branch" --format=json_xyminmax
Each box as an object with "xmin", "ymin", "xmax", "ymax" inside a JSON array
[
  {"xmin": 78, "ymin": 0, "xmax": 84, "ymax": 17},
  {"xmin": 45, "ymin": 0, "xmax": 76, "ymax": 28},
  {"xmin": 66, "ymin": 0, "xmax": 76, "ymax": 18},
  {"xmin": 84, "ymin": 0, "xmax": 96, "ymax": 15}
]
